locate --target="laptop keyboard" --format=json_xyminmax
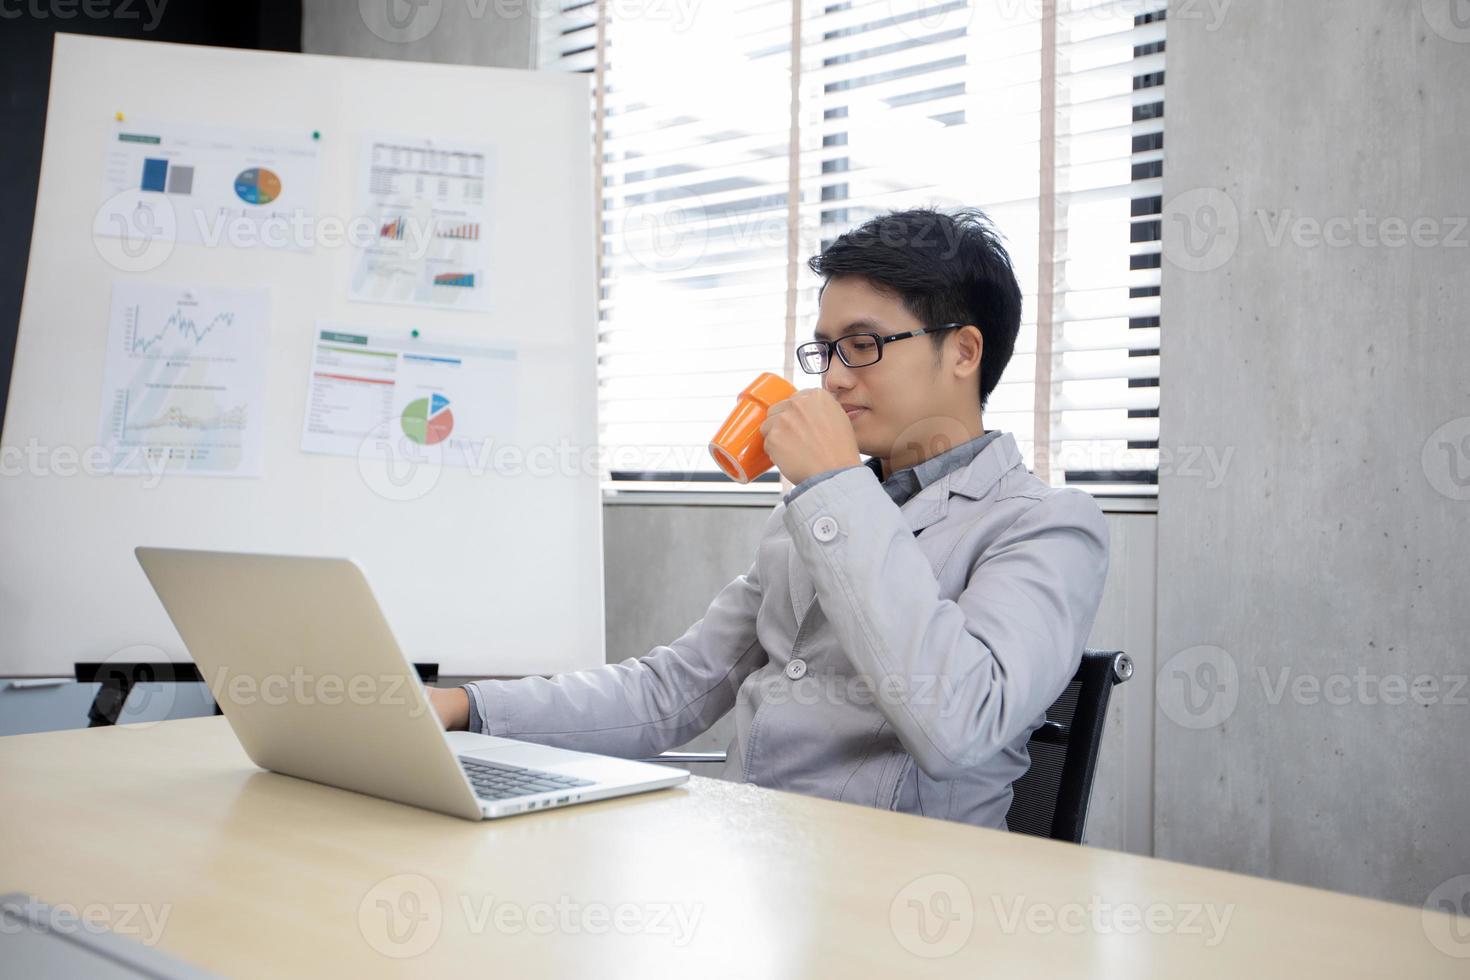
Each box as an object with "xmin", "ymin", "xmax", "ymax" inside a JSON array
[{"xmin": 460, "ymin": 757, "xmax": 596, "ymax": 801}]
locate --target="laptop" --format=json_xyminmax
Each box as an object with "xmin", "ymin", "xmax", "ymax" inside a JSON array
[{"xmin": 133, "ymin": 547, "xmax": 688, "ymax": 821}]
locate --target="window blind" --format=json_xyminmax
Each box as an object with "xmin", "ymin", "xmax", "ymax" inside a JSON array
[
  {"xmin": 539, "ymin": 0, "xmax": 1165, "ymax": 496},
  {"xmin": 1045, "ymin": 0, "xmax": 1165, "ymax": 494}
]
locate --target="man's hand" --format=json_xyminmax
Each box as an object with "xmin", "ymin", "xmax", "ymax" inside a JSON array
[
  {"xmin": 759, "ymin": 388, "xmax": 862, "ymax": 485},
  {"xmin": 426, "ymin": 685, "xmax": 470, "ymax": 731}
]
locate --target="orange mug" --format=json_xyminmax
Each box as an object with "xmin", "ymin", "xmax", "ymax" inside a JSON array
[{"xmin": 709, "ymin": 372, "xmax": 798, "ymax": 483}]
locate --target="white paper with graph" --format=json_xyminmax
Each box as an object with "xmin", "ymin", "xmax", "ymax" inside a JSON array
[
  {"xmin": 97, "ymin": 282, "xmax": 268, "ymax": 477},
  {"xmin": 93, "ymin": 120, "xmax": 320, "ymax": 252},
  {"xmin": 300, "ymin": 325, "xmax": 516, "ymax": 467},
  {"xmin": 349, "ymin": 136, "xmax": 494, "ymax": 312}
]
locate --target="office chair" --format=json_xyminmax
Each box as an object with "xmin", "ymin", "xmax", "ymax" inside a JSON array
[
  {"xmin": 646, "ymin": 648, "xmax": 1133, "ymax": 845},
  {"xmin": 1003, "ymin": 648, "xmax": 1132, "ymax": 844}
]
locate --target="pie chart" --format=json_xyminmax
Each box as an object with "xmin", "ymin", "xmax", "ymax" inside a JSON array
[
  {"xmin": 401, "ymin": 393, "xmax": 454, "ymax": 446},
  {"xmin": 234, "ymin": 167, "xmax": 282, "ymax": 205}
]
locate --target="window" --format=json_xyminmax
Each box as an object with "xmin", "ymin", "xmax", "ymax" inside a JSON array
[{"xmin": 539, "ymin": 0, "xmax": 1165, "ymax": 496}]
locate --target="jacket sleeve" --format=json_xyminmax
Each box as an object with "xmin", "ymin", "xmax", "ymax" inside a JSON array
[
  {"xmin": 460, "ymin": 511, "xmax": 777, "ymax": 759},
  {"xmin": 782, "ymin": 466, "xmax": 1109, "ymax": 780}
]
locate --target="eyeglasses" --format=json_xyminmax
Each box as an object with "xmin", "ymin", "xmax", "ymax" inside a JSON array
[{"xmin": 795, "ymin": 324, "xmax": 966, "ymax": 375}]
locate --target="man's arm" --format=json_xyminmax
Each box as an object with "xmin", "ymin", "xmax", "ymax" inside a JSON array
[
  {"xmin": 782, "ymin": 466, "xmax": 1109, "ymax": 780},
  {"xmin": 428, "ymin": 686, "xmax": 471, "ymax": 730},
  {"xmin": 431, "ymin": 509, "xmax": 780, "ymax": 759}
]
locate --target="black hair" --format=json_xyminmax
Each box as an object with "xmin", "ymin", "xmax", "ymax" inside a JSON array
[{"xmin": 807, "ymin": 207, "xmax": 1022, "ymax": 409}]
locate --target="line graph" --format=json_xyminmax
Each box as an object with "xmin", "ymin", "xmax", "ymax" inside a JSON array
[{"xmin": 126, "ymin": 303, "xmax": 236, "ymax": 355}]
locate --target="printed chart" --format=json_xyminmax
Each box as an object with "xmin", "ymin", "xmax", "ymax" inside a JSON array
[
  {"xmin": 97, "ymin": 282, "xmax": 270, "ymax": 476},
  {"xmin": 95, "ymin": 120, "xmax": 320, "ymax": 251},
  {"xmin": 349, "ymin": 137, "xmax": 494, "ymax": 312},
  {"xmin": 300, "ymin": 325, "xmax": 516, "ymax": 467}
]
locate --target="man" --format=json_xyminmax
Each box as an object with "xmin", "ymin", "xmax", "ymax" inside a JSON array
[{"xmin": 428, "ymin": 208, "xmax": 1109, "ymax": 829}]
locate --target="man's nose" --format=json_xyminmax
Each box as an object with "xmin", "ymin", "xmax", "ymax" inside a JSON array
[{"xmin": 824, "ymin": 357, "xmax": 856, "ymax": 393}]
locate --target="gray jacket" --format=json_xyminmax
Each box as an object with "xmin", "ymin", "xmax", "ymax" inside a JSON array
[{"xmin": 463, "ymin": 432, "xmax": 1110, "ymax": 829}]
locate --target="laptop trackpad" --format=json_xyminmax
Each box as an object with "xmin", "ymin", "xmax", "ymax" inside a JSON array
[
  {"xmin": 445, "ymin": 731, "xmax": 591, "ymax": 771},
  {"xmin": 444, "ymin": 730, "xmax": 523, "ymax": 753}
]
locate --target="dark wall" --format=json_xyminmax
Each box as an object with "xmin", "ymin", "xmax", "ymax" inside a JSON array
[{"xmin": 0, "ymin": 0, "xmax": 300, "ymax": 435}]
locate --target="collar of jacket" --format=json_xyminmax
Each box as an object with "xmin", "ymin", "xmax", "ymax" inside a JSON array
[{"xmin": 896, "ymin": 432, "xmax": 1024, "ymax": 534}]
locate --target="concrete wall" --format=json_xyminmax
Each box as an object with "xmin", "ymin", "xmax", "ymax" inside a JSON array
[
  {"xmin": 1156, "ymin": 0, "xmax": 1470, "ymax": 906},
  {"xmin": 301, "ymin": 0, "xmax": 536, "ymax": 68}
]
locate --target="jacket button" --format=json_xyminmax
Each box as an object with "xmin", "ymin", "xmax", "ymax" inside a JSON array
[
  {"xmin": 812, "ymin": 516, "xmax": 839, "ymax": 542},
  {"xmin": 785, "ymin": 658, "xmax": 807, "ymax": 680}
]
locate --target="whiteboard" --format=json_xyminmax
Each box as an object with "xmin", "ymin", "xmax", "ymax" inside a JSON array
[{"xmin": 0, "ymin": 35, "xmax": 603, "ymax": 678}]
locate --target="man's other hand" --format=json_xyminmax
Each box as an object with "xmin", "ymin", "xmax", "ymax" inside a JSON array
[{"xmin": 426, "ymin": 685, "xmax": 470, "ymax": 731}]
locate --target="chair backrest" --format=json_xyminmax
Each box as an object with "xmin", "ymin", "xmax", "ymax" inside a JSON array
[{"xmin": 1005, "ymin": 648, "xmax": 1132, "ymax": 844}]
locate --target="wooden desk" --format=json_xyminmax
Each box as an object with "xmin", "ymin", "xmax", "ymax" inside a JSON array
[{"xmin": 0, "ymin": 717, "xmax": 1458, "ymax": 977}]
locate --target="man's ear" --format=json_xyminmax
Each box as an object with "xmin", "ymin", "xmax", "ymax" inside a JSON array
[{"xmin": 951, "ymin": 325, "xmax": 984, "ymax": 380}]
